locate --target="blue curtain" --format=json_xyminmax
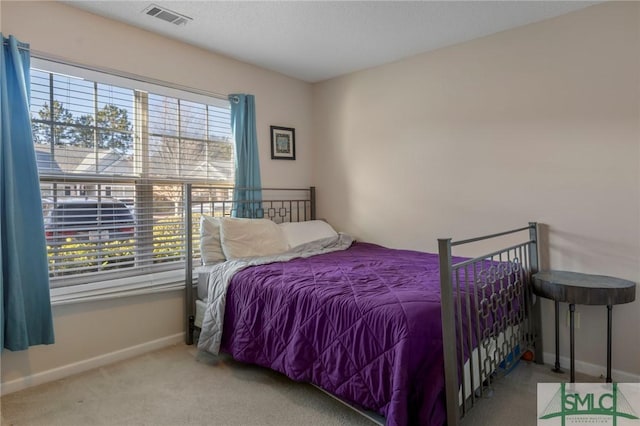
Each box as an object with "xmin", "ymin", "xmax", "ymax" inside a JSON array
[
  {"xmin": 229, "ymin": 94, "xmax": 262, "ymax": 218},
  {"xmin": 1, "ymin": 34, "xmax": 55, "ymax": 351}
]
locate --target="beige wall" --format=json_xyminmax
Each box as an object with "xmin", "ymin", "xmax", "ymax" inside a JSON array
[
  {"xmin": 313, "ymin": 2, "xmax": 640, "ymax": 377},
  {"xmin": 1, "ymin": 292, "xmax": 183, "ymax": 387},
  {"xmin": 1, "ymin": 1, "xmax": 314, "ymax": 389}
]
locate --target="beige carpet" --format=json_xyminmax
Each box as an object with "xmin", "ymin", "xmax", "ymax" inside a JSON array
[
  {"xmin": 1, "ymin": 344, "xmax": 595, "ymax": 426},
  {"xmin": 460, "ymin": 358, "xmax": 596, "ymax": 426}
]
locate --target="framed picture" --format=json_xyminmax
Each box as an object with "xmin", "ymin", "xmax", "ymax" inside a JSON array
[{"xmin": 270, "ymin": 126, "xmax": 295, "ymax": 160}]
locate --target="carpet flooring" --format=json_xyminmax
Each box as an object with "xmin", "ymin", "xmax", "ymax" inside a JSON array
[{"xmin": 1, "ymin": 343, "xmax": 596, "ymax": 426}]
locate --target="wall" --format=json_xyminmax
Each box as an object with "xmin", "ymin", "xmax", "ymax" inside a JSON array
[
  {"xmin": 313, "ymin": 2, "xmax": 640, "ymax": 378},
  {"xmin": 1, "ymin": 1, "xmax": 313, "ymax": 391}
]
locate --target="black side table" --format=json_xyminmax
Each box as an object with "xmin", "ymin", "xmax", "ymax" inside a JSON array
[{"xmin": 532, "ymin": 270, "xmax": 636, "ymax": 383}]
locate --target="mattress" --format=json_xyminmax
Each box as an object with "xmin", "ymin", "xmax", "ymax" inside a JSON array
[
  {"xmin": 193, "ymin": 266, "xmax": 218, "ymax": 330},
  {"xmin": 195, "ymin": 298, "xmax": 206, "ymax": 329},
  {"xmin": 195, "ymin": 266, "xmax": 217, "ymax": 300},
  {"xmin": 192, "ymin": 269, "xmax": 213, "ymax": 330}
]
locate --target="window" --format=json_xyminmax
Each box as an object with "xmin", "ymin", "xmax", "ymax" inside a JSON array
[{"xmin": 31, "ymin": 59, "xmax": 234, "ymax": 288}]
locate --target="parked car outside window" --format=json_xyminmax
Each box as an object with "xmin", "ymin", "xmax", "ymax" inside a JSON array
[{"xmin": 44, "ymin": 199, "xmax": 135, "ymax": 245}]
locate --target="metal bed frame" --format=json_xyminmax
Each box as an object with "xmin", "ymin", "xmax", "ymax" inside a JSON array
[
  {"xmin": 184, "ymin": 185, "xmax": 316, "ymax": 345},
  {"xmin": 438, "ymin": 222, "xmax": 543, "ymax": 425},
  {"xmin": 183, "ymin": 185, "xmax": 542, "ymax": 426}
]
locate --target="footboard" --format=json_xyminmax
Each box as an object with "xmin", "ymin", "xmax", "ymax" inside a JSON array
[{"xmin": 438, "ymin": 222, "xmax": 543, "ymax": 426}]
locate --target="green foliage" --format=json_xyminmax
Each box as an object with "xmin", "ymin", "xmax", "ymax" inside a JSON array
[
  {"xmin": 33, "ymin": 100, "xmax": 75, "ymax": 144},
  {"xmin": 96, "ymin": 104, "xmax": 133, "ymax": 153},
  {"xmin": 71, "ymin": 115, "xmax": 95, "ymax": 148},
  {"xmin": 48, "ymin": 240, "xmax": 135, "ymax": 274},
  {"xmin": 48, "ymin": 217, "xmax": 188, "ymax": 276},
  {"xmin": 33, "ymin": 100, "xmax": 133, "ymax": 153},
  {"xmin": 151, "ymin": 218, "xmax": 185, "ymax": 261}
]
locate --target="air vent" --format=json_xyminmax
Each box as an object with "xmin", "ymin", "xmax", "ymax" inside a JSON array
[{"xmin": 143, "ymin": 4, "xmax": 192, "ymax": 26}]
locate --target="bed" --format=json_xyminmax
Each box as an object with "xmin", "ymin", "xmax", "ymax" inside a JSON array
[{"xmin": 183, "ymin": 185, "xmax": 543, "ymax": 426}]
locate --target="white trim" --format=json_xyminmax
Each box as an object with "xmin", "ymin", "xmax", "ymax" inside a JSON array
[
  {"xmin": 31, "ymin": 56, "xmax": 230, "ymax": 108},
  {"xmin": 0, "ymin": 333, "xmax": 184, "ymax": 396},
  {"xmin": 50, "ymin": 269, "xmax": 190, "ymax": 306},
  {"xmin": 542, "ymin": 351, "xmax": 640, "ymax": 383}
]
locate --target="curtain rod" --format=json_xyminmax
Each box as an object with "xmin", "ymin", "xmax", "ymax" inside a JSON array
[
  {"xmin": 2, "ymin": 40, "xmax": 30, "ymax": 51},
  {"xmin": 30, "ymin": 49, "xmax": 230, "ymax": 102}
]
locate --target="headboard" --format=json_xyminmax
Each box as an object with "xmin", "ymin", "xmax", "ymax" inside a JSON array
[{"xmin": 183, "ymin": 184, "xmax": 316, "ymax": 343}]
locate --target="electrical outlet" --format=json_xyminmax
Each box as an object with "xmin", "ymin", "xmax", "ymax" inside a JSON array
[{"xmin": 566, "ymin": 310, "xmax": 580, "ymax": 329}]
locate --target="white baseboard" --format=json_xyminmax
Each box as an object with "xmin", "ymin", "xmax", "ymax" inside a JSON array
[
  {"xmin": 1, "ymin": 333, "xmax": 185, "ymax": 396},
  {"xmin": 542, "ymin": 352, "xmax": 640, "ymax": 383}
]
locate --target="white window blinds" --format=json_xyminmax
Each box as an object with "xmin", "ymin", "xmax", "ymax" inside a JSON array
[{"xmin": 31, "ymin": 58, "xmax": 234, "ymax": 287}]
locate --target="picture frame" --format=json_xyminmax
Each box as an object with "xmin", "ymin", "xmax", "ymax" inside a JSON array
[{"xmin": 270, "ymin": 126, "xmax": 296, "ymax": 160}]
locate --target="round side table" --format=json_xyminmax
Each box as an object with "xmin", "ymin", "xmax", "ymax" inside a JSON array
[{"xmin": 532, "ymin": 270, "xmax": 636, "ymax": 383}]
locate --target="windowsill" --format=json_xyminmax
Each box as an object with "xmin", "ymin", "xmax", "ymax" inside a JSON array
[{"xmin": 50, "ymin": 269, "xmax": 191, "ymax": 306}]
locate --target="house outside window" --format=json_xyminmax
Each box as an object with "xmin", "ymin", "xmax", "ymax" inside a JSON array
[{"xmin": 31, "ymin": 58, "xmax": 234, "ymax": 288}]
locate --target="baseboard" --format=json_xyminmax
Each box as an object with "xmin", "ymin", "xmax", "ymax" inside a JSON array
[
  {"xmin": 542, "ymin": 352, "xmax": 640, "ymax": 383},
  {"xmin": 1, "ymin": 333, "xmax": 184, "ymax": 396}
]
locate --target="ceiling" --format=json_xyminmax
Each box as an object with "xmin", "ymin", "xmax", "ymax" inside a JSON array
[{"xmin": 62, "ymin": 1, "xmax": 598, "ymax": 83}]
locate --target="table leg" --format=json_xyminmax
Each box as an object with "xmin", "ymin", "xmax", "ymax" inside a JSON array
[
  {"xmin": 606, "ymin": 305, "xmax": 612, "ymax": 383},
  {"xmin": 552, "ymin": 301, "xmax": 563, "ymax": 373},
  {"xmin": 570, "ymin": 304, "xmax": 575, "ymax": 383}
]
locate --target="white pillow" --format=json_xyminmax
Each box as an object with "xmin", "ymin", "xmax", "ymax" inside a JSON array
[
  {"xmin": 219, "ymin": 218, "xmax": 289, "ymax": 260},
  {"xmin": 279, "ymin": 220, "xmax": 338, "ymax": 248},
  {"xmin": 200, "ymin": 216, "xmax": 226, "ymax": 265}
]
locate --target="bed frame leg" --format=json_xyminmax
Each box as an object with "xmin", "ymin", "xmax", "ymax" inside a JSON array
[{"xmin": 187, "ymin": 315, "xmax": 195, "ymax": 345}]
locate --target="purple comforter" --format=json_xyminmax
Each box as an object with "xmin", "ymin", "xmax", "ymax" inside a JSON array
[{"xmin": 220, "ymin": 242, "xmax": 451, "ymax": 426}]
